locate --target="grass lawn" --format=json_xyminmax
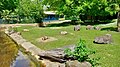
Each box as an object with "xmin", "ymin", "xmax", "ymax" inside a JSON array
[{"xmin": 16, "ymin": 23, "xmax": 120, "ymax": 67}]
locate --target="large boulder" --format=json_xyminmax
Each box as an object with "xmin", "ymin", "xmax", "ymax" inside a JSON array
[
  {"xmin": 74, "ymin": 25, "xmax": 81, "ymax": 31},
  {"xmin": 94, "ymin": 34, "xmax": 112, "ymax": 44},
  {"xmin": 66, "ymin": 60, "xmax": 91, "ymax": 67}
]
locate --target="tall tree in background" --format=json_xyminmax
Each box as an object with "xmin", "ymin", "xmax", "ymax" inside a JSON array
[
  {"xmin": 0, "ymin": 0, "xmax": 19, "ymax": 11},
  {"xmin": 18, "ymin": 0, "xmax": 44, "ymax": 26},
  {"xmin": 0, "ymin": 0, "xmax": 19, "ymax": 23},
  {"xmin": 0, "ymin": 0, "xmax": 19, "ymax": 18},
  {"xmin": 108, "ymin": 0, "xmax": 120, "ymax": 32},
  {"xmin": 43, "ymin": 0, "xmax": 119, "ymax": 24},
  {"xmin": 115, "ymin": 0, "xmax": 120, "ymax": 32}
]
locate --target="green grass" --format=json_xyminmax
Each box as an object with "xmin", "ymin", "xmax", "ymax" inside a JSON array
[{"xmin": 16, "ymin": 24, "xmax": 120, "ymax": 67}]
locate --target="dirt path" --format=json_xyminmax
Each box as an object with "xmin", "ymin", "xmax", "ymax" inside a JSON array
[{"xmin": 0, "ymin": 20, "xmax": 71, "ymax": 27}]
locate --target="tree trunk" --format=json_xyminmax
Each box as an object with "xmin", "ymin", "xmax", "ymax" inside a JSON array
[
  {"xmin": 37, "ymin": 22, "xmax": 44, "ymax": 27},
  {"xmin": 117, "ymin": 11, "xmax": 120, "ymax": 32}
]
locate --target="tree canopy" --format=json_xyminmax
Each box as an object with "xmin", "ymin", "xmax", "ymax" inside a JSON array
[
  {"xmin": 0, "ymin": 0, "xmax": 44, "ymax": 24},
  {"xmin": 0, "ymin": 0, "xmax": 19, "ymax": 11},
  {"xmin": 0, "ymin": 0, "xmax": 120, "ymax": 24},
  {"xmin": 43, "ymin": 0, "xmax": 120, "ymax": 22}
]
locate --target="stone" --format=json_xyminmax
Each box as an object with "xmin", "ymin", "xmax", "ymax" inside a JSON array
[
  {"xmin": 94, "ymin": 26, "xmax": 101, "ymax": 30},
  {"xmin": 9, "ymin": 30, "xmax": 15, "ymax": 35},
  {"xmin": 65, "ymin": 60, "xmax": 91, "ymax": 67},
  {"xmin": 94, "ymin": 34, "xmax": 112, "ymax": 44},
  {"xmin": 118, "ymin": 28, "xmax": 120, "ymax": 32},
  {"xmin": 23, "ymin": 29, "xmax": 29, "ymax": 32},
  {"xmin": 34, "ymin": 55, "xmax": 40, "ymax": 60},
  {"xmin": 42, "ymin": 36, "xmax": 49, "ymax": 40},
  {"xmin": 60, "ymin": 31, "xmax": 68, "ymax": 35},
  {"xmin": 37, "ymin": 37, "xmax": 58, "ymax": 43},
  {"xmin": 16, "ymin": 32, "xmax": 21, "ymax": 35},
  {"xmin": 40, "ymin": 59, "xmax": 65, "ymax": 67},
  {"xmin": 86, "ymin": 25, "xmax": 94, "ymax": 30},
  {"xmin": 74, "ymin": 25, "xmax": 81, "ymax": 31},
  {"xmin": 5, "ymin": 29, "xmax": 9, "ymax": 34}
]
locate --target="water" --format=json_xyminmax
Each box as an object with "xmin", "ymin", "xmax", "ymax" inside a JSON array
[
  {"xmin": 0, "ymin": 31, "xmax": 32, "ymax": 67},
  {"xmin": 11, "ymin": 51, "xmax": 30, "ymax": 67}
]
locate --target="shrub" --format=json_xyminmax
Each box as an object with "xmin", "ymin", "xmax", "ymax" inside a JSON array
[{"xmin": 64, "ymin": 39, "xmax": 99, "ymax": 66}]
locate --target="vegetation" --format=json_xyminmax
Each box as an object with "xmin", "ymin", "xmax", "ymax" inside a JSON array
[
  {"xmin": 0, "ymin": 0, "xmax": 19, "ymax": 11},
  {"xmin": 0, "ymin": 32, "xmax": 18, "ymax": 67},
  {"xmin": 0, "ymin": 0, "xmax": 119, "ymax": 24},
  {"xmin": 0, "ymin": 0, "xmax": 44, "ymax": 25},
  {"xmin": 64, "ymin": 39, "xmax": 98, "ymax": 66},
  {"xmin": 17, "ymin": 0, "xmax": 44, "ymax": 24},
  {"xmin": 43, "ymin": 0, "xmax": 119, "ymax": 22},
  {"xmin": 16, "ymin": 23, "xmax": 120, "ymax": 66},
  {"xmin": 0, "ymin": 0, "xmax": 120, "ymax": 66},
  {"xmin": 117, "ymin": 11, "xmax": 120, "ymax": 32}
]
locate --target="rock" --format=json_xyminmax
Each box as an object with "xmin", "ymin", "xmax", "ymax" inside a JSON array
[
  {"xmin": 45, "ymin": 45, "xmax": 75, "ymax": 60},
  {"xmin": 65, "ymin": 60, "xmax": 91, "ymax": 67},
  {"xmin": 16, "ymin": 32, "xmax": 21, "ymax": 35},
  {"xmin": 86, "ymin": 25, "xmax": 94, "ymax": 30},
  {"xmin": 94, "ymin": 26, "xmax": 101, "ymax": 30},
  {"xmin": 42, "ymin": 36, "xmax": 49, "ymax": 40},
  {"xmin": 40, "ymin": 59, "xmax": 65, "ymax": 67},
  {"xmin": 23, "ymin": 29, "xmax": 29, "ymax": 32},
  {"xmin": 9, "ymin": 30, "xmax": 15, "ymax": 35},
  {"xmin": 118, "ymin": 28, "xmax": 120, "ymax": 32},
  {"xmin": 34, "ymin": 55, "xmax": 40, "ymax": 60},
  {"xmin": 5, "ymin": 29, "xmax": 9, "ymax": 34},
  {"xmin": 74, "ymin": 25, "xmax": 81, "ymax": 31},
  {"xmin": 94, "ymin": 34, "xmax": 112, "ymax": 44},
  {"xmin": 60, "ymin": 31, "xmax": 68, "ymax": 35}
]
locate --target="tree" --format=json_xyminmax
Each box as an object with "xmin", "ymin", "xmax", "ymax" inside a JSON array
[
  {"xmin": 115, "ymin": 0, "xmax": 120, "ymax": 32},
  {"xmin": 0, "ymin": 0, "xmax": 19, "ymax": 18},
  {"xmin": 17, "ymin": 0, "xmax": 44, "ymax": 26},
  {"xmin": 107, "ymin": 0, "xmax": 120, "ymax": 32},
  {"xmin": 117, "ymin": 11, "xmax": 120, "ymax": 32},
  {"xmin": 0, "ymin": 0, "xmax": 19, "ymax": 11},
  {"xmin": 43, "ymin": 0, "xmax": 83, "ymax": 23},
  {"xmin": 43, "ymin": 0, "xmax": 119, "ymax": 24}
]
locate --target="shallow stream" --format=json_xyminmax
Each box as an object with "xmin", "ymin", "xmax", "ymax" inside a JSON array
[{"xmin": 0, "ymin": 31, "xmax": 34, "ymax": 67}]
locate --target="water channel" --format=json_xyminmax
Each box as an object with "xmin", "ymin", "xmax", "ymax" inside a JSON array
[
  {"xmin": 11, "ymin": 51, "xmax": 30, "ymax": 67},
  {"xmin": 0, "ymin": 31, "xmax": 35, "ymax": 67}
]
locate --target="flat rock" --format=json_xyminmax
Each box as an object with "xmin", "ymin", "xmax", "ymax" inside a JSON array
[
  {"xmin": 60, "ymin": 31, "xmax": 68, "ymax": 35},
  {"xmin": 94, "ymin": 34, "xmax": 112, "ymax": 44},
  {"xmin": 66, "ymin": 60, "xmax": 91, "ymax": 67},
  {"xmin": 40, "ymin": 59, "xmax": 65, "ymax": 67},
  {"xmin": 23, "ymin": 29, "xmax": 29, "ymax": 32}
]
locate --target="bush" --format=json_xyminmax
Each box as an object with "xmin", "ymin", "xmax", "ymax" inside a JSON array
[{"xmin": 64, "ymin": 39, "xmax": 99, "ymax": 66}]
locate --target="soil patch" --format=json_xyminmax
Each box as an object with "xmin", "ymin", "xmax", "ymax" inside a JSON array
[{"xmin": 36, "ymin": 37, "xmax": 58, "ymax": 43}]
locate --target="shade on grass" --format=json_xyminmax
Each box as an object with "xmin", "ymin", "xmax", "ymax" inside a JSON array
[{"xmin": 16, "ymin": 25, "xmax": 120, "ymax": 67}]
